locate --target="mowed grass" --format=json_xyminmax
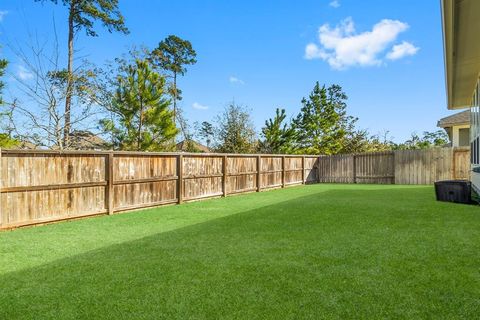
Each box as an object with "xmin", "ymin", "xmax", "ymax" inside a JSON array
[{"xmin": 1, "ymin": 184, "xmax": 479, "ymax": 319}]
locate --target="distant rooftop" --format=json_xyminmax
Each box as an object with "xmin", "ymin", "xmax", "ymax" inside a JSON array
[
  {"xmin": 437, "ymin": 110, "xmax": 470, "ymax": 128},
  {"xmin": 176, "ymin": 140, "xmax": 211, "ymax": 153},
  {"xmin": 68, "ymin": 130, "xmax": 109, "ymax": 150}
]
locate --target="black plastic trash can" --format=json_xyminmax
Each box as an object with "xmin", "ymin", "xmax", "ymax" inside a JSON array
[{"xmin": 434, "ymin": 180, "xmax": 472, "ymax": 204}]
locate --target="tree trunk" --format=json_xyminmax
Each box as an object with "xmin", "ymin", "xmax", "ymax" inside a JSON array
[
  {"xmin": 172, "ymin": 72, "xmax": 177, "ymax": 125},
  {"xmin": 63, "ymin": 2, "xmax": 75, "ymax": 148},
  {"xmin": 137, "ymin": 101, "xmax": 144, "ymax": 151}
]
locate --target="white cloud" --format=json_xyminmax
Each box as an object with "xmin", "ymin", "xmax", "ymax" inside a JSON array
[
  {"xmin": 0, "ymin": 11, "xmax": 8, "ymax": 22},
  {"xmin": 329, "ymin": 0, "xmax": 340, "ymax": 8},
  {"xmin": 229, "ymin": 76, "xmax": 245, "ymax": 85},
  {"xmin": 305, "ymin": 43, "xmax": 328, "ymax": 60},
  {"xmin": 17, "ymin": 65, "xmax": 34, "ymax": 81},
  {"xmin": 192, "ymin": 102, "xmax": 209, "ymax": 110},
  {"xmin": 305, "ymin": 17, "xmax": 414, "ymax": 69},
  {"xmin": 386, "ymin": 41, "xmax": 419, "ymax": 60}
]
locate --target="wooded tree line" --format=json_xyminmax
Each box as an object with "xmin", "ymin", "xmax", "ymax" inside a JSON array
[
  {"xmin": 195, "ymin": 83, "xmax": 448, "ymax": 155},
  {"xmin": 0, "ymin": 0, "xmax": 448, "ymax": 154}
]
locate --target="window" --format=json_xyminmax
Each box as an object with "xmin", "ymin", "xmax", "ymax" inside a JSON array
[
  {"xmin": 471, "ymin": 79, "xmax": 480, "ymax": 166},
  {"xmin": 459, "ymin": 128, "xmax": 470, "ymax": 146}
]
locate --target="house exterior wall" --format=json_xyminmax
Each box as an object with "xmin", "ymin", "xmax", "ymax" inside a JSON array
[
  {"xmin": 459, "ymin": 128, "xmax": 470, "ymax": 146},
  {"xmin": 470, "ymin": 79, "xmax": 480, "ymax": 192},
  {"xmin": 451, "ymin": 124, "xmax": 470, "ymax": 147}
]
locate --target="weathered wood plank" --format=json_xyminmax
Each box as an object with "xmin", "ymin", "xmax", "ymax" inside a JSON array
[
  {"xmin": 226, "ymin": 172, "xmax": 258, "ymax": 176},
  {"xmin": 184, "ymin": 192, "xmax": 224, "ymax": 201},
  {"xmin": 177, "ymin": 154, "xmax": 183, "ymax": 204},
  {"xmin": 453, "ymin": 147, "xmax": 470, "ymax": 180},
  {"xmin": 256, "ymin": 156, "xmax": 261, "ymax": 191},
  {"xmin": 106, "ymin": 153, "xmax": 114, "ymax": 215},
  {"xmin": 222, "ymin": 155, "xmax": 227, "ymax": 197},
  {"xmin": 1, "ymin": 181, "xmax": 108, "ymax": 193},
  {"xmin": 353, "ymin": 155, "xmax": 357, "ymax": 184},
  {"xmin": 226, "ymin": 156, "xmax": 257, "ymax": 194},
  {"xmin": 302, "ymin": 156, "xmax": 305, "ymax": 184},
  {"xmin": 114, "ymin": 176, "xmax": 178, "ymax": 184},
  {"xmin": 114, "ymin": 199, "xmax": 178, "ymax": 213}
]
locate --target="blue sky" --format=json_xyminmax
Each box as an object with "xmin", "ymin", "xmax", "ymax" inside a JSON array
[{"xmin": 0, "ymin": 0, "xmax": 448, "ymax": 142}]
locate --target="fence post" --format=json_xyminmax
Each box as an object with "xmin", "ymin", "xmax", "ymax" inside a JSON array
[
  {"xmin": 106, "ymin": 152, "xmax": 114, "ymax": 215},
  {"xmin": 257, "ymin": 155, "xmax": 261, "ymax": 192},
  {"xmin": 302, "ymin": 156, "xmax": 305, "ymax": 184},
  {"xmin": 452, "ymin": 147, "xmax": 456, "ymax": 180},
  {"xmin": 177, "ymin": 154, "xmax": 184, "ymax": 204},
  {"xmin": 391, "ymin": 151, "xmax": 396, "ymax": 184},
  {"xmin": 222, "ymin": 155, "xmax": 227, "ymax": 197},
  {"xmin": 282, "ymin": 156, "xmax": 286, "ymax": 188},
  {"xmin": 0, "ymin": 148, "xmax": 3, "ymax": 227},
  {"xmin": 317, "ymin": 156, "xmax": 321, "ymax": 183},
  {"xmin": 353, "ymin": 154, "xmax": 357, "ymax": 184}
]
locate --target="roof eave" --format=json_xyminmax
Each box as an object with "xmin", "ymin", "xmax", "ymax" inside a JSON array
[
  {"xmin": 441, "ymin": 0, "xmax": 455, "ymax": 109},
  {"xmin": 442, "ymin": 0, "xmax": 480, "ymax": 110},
  {"xmin": 437, "ymin": 121, "xmax": 470, "ymax": 128}
]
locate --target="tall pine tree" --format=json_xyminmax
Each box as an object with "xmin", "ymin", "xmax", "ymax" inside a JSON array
[
  {"xmin": 196, "ymin": 121, "xmax": 214, "ymax": 149},
  {"xmin": 103, "ymin": 59, "xmax": 178, "ymax": 151},
  {"xmin": 0, "ymin": 55, "xmax": 6, "ymax": 105},
  {"xmin": 149, "ymin": 35, "xmax": 197, "ymax": 124},
  {"xmin": 293, "ymin": 82, "xmax": 357, "ymax": 155}
]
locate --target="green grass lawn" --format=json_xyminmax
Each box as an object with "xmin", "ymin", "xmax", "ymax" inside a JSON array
[{"xmin": 1, "ymin": 184, "xmax": 479, "ymax": 319}]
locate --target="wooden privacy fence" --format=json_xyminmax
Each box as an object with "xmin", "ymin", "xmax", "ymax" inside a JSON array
[
  {"xmin": 318, "ymin": 147, "xmax": 470, "ymax": 184},
  {"xmin": 0, "ymin": 150, "xmax": 319, "ymax": 229},
  {"xmin": 0, "ymin": 147, "xmax": 470, "ymax": 229}
]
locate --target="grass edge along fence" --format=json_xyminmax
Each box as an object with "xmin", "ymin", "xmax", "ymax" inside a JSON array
[{"xmin": 0, "ymin": 147, "xmax": 469, "ymax": 230}]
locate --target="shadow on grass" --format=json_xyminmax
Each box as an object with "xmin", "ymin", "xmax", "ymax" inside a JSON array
[
  {"xmin": 0, "ymin": 184, "xmax": 419, "ymax": 276},
  {"xmin": 1, "ymin": 186, "xmax": 479, "ymax": 319}
]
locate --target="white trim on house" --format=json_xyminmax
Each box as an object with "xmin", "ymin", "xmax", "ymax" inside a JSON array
[
  {"xmin": 470, "ymin": 80, "xmax": 480, "ymax": 192},
  {"xmin": 442, "ymin": 0, "xmax": 480, "ymax": 192},
  {"xmin": 452, "ymin": 125, "xmax": 470, "ymax": 147},
  {"xmin": 442, "ymin": 0, "xmax": 480, "ymax": 110}
]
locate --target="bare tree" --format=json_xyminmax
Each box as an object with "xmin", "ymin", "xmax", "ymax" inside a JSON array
[
  {"xmin": 35, "ymin": 0, "xmax": 128, "ymax": 146},
  {"xmin": 6, "ymin": 32, "xmax": 106, "ymax": 149}
]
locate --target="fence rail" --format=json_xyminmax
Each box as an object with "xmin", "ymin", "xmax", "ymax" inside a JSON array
[{"xmin": 0, "ymin": 147, "xmax": 470, "ymax": 229}]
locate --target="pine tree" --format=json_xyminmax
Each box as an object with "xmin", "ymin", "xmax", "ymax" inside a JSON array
[
  {"xmin": 293, "ymin": 82, "xmax": 357, "ymax": 155},
  {"xmin": 104, "ymin": 59, "xmax": 178, "ymax": 151},
  {"xmin": 0, "ymin": 51, "xmax": 6, "ymax": 105},
  {"xmin": 149, "ymin": 35, "xmax": 197, "ymax": 125},
  {"xmin": 260, "ymin": 108, "xmax": 295, "ymax": 154},
  {"xmin": 197, "ymin": 121, "xmax": 214, "ymax": 148}
]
